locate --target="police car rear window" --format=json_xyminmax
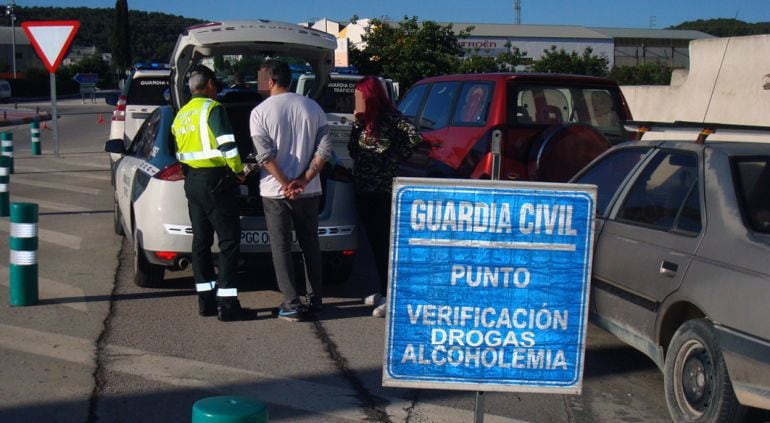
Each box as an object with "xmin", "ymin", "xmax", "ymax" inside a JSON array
[
  {"xmin": 313, "ymin": 81, "xmax": 356, "ymax": 114},
  {"xmin": 127, "ymin": 77, "xmax": 169, "ymax": 106}
]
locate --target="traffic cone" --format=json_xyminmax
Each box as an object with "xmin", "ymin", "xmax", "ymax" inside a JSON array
[
  {"xmin": 42, "ymin": 120, "xmax": 50, "ymax": 130},
  {"xmin": 97, "ymin": 113, "xmax": 105, "ymax": 124}
]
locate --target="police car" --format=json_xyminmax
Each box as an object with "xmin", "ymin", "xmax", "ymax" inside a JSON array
[
  {"xmin": 295, "ymin": 72, "xmax": 397, "ymax": 169},
  {"xmin": 106, "ymin": 63, "xmax": 171, "ymax": 184},
  {"xmin": 105, "ymin": 20, "xmax": 358, "ymax": 287}
]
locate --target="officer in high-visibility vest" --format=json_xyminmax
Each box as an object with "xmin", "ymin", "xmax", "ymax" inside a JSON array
[{"xmin": 172, "ymin": 65, "xmax": 251, "ymax": 321}]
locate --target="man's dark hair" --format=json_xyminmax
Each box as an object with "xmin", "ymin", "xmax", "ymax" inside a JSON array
[{"xmin": 260, "ymin": 59, "xmax": 292, "ymax": 88}]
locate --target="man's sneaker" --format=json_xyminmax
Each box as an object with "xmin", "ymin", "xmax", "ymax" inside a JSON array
[
  {"xmin": 217, "ymin": 298, "xmax": 255, "ymax": 322},
  {"xmin": 278, "ymin": 300, "xmax": 304, "ymax": 322},
  {"xmin": 306, "ymin": 295, "xmax": 323, "ymax": 316},
  {"xmin": 364, "ymin": 292, "xmax": 381, "ymax": 306},
  {"xmin": 372, "ymin": 301, "xmax": 387, "ymax": 318}
]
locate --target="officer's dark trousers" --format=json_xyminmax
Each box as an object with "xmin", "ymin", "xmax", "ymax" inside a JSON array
[{"xmin": 183, "ymin": 167, "xmax": 240, "ymax": 290}]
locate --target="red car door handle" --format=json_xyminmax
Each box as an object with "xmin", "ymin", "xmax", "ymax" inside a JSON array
[{"xmin": 660, "ymin": 261, "xmax": 678, "ymax": 277}]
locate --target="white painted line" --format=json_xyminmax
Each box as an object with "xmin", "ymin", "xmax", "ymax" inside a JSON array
[
  {"xmin": 10, "ymin": 177, "xmax": 101, "ymax": 196},
  {"xmin": 10, "ymin": 195, "xmax": 91, "ymax": 213},
  {"xmin": 0, "ymin": 324, "xmax": 525, "ymax": 422},
  {"xmin": 52, "ymin": 157, "xmax": 110, "ymax": 170},
  {"xmin": 0, "ymin": 266, "xmax": 88, "ymax": 312},
  {"xmin": 52, "ymin": 171, "xmax": 111, "ymax": 182},
  {"xmin": 0, "ymin": 219, "xmax": 82, "ymax": 249}
]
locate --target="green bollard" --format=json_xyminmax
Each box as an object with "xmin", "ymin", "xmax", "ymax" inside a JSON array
[
  {"xmin": 9, "ymin": 202, "xmax": 38, "ymax": 306},
  {"xmin": 30, "ymin": 122, "xmax": 41, "ymax": 156},
  {"xmin": 0, "ymin": 156, "xmax": 9, "ymax": 217},
  {"xmin": 1, "ymin": 132, "xmax": 13, "ymax": 174},
  {"xmin": 192, "ymin": 396, "xmax": 268, "ymax": 423}
]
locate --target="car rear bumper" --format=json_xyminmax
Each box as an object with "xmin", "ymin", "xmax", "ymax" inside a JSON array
[
  {"xmin": 714, "ymin": 324, "xmax": 770, "ymax": 410},
  {"xmin": 135, "ymin": 178, "xmax": 358, "ymax": 258}
]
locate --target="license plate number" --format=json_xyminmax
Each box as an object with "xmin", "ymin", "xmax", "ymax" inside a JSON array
[{"xmin": 240, "ymin": 230, "xmax": 297, "ymax": 245}]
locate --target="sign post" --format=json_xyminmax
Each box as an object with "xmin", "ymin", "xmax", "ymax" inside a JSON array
[
  {"xmin": 21, "ymin": 21, "xmax": 80, "ymax": 158},
  {"xmin": 383, "ymin": 178, "xmax": 597, "ymax": 418}
]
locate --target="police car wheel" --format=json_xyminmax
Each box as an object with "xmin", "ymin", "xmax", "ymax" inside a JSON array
[{"xmin": 113, "ymin": 192, "xmax": 125, "ymax": 236}]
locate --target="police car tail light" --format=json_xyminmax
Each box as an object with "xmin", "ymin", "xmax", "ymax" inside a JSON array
[
  {"xmin": 154, "ymin": 251, "xmax": 177, "ymax": 261},
  {"xmin": 155, "ymin": 163, "xmax": 185, "ymax": 181},
  {"xmin": 112, "ymin": 95, "xmax": 127, "ymax": 122}
]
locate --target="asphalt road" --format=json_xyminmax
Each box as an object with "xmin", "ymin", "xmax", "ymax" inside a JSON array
[{"xmin": 0, "ymin": 98, "xmax": 675, "ymax": 422}]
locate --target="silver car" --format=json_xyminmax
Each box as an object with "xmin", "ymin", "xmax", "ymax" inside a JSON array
[{"xmin": 572, "ymin": 130, "xmax": 770, "ymax": 421}]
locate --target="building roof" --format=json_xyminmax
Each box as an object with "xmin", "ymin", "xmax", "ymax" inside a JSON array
[
  {"xmin": 392, "ymin": 21, "xmax": 712, "ymax": 42},
  {"xmin": 590, "ymin": 27, "xmax": 714, "ymax": 40}
]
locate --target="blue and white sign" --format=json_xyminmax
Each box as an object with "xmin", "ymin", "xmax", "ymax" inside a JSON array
[{"xmin": 383, "ymin": 178, "xmax": 596, "ymax": 394}]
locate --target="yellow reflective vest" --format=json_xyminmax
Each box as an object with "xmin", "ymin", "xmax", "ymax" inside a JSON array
[{"xmin": 171, "ymin": 96, "xmax": 243, "ymax": 172}]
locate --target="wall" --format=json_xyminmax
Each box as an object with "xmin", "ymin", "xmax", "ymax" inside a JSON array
[{"xmin": 621, "ymin": 35, "xmax": 770, "ymax": 131}]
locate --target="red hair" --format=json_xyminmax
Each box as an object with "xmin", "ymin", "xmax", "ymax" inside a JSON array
[{"xmin": 355, "ymin": 76, "xmax": 395, "ymax": 138}]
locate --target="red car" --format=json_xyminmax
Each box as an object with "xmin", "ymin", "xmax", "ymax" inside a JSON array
[{"xmin": 397, "ymin": 73, "xmax": 633, "ymax": 182}]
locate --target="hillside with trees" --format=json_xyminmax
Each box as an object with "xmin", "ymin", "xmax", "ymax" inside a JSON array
[
  {"xmin": 15, "ymin": 6, "xmax": 203, "ymax": 64},
  {"xmin": 670, "ymin": 18, "xmax": 770, "ymax": 37}
]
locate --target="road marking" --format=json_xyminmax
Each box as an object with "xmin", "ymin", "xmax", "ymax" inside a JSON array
[
  {"xmin": 0, "ymin": 266, "xmax": 88, "ymax": 312},
  {"xmin": 0, "ymin": 324, "xmax": 525, "ymax": 422},
  {"xmin": 52, "ymin": 157, "xmax": 110, "ymax": 170},
  {"xmin": 9, "ymin": 177, "xmax": 101, "ymax": 196},
  {"xmin": 0, "ymin": 219, "xmax": 82, "ymax": 249},
  {"xmin": 10, "ymin": 195, "xmax": 91, "ymax": 213}
]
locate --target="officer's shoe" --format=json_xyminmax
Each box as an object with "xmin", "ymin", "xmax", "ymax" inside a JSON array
[
  {"xmin": 198, "ymin": 292, "xmax": 217, "ymax": 317},
  {"xmin": 217, "ymin": 298, "xmax": 255, "ymax": 322},
  {"xmin": 306, "ymin": 294, "xmax": 323, "ymax": 317}
]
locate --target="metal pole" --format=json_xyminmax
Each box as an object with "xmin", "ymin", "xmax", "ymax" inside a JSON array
[
  {"xmin": 11, "ymin": 13, "xmax": 15, "ymax": 79},
  {"xmin": 5, "ymin": 1, "xmax": 15, "ymax": 79},
  {"xmin": 474, "ymin": 391, "xmax": 485, "ymax": 423},
  {"xmin": 50, "ymin": 73, "xmax": 59, "ymax": 157}
]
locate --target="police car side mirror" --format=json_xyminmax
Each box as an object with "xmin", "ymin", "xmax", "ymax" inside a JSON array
[{"xmin": 104, "ymin": 139, "xmax": 127, "ymax": 155}]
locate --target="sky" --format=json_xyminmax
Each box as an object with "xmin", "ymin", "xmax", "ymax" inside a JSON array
[{"xmin": 18, "ymin": 0, "xmax": 770, "ymax": 29}]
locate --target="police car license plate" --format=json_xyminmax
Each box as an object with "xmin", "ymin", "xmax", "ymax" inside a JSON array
[{"xmin": 240, "ymin": 230, "xmax": 297, "ymax": 245}]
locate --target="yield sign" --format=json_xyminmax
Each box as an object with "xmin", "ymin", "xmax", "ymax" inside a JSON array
[{"xmin": 22, "ymin": 21, "xmax": 80, "ymax": 73}]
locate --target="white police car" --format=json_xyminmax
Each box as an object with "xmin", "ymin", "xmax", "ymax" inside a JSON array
[{"xmin": 105, "ymin": 20, "xmax": 358, "ymax": 287}]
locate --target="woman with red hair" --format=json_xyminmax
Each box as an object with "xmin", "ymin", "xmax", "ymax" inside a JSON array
[{"xmin": 348, "ymin": 76, "xmax": 422, "ymax": 317}]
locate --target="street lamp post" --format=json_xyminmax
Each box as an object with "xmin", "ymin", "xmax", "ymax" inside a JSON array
[{"xmin": 5, "ymin": 1, "xmax": 15, "ymax": 79}]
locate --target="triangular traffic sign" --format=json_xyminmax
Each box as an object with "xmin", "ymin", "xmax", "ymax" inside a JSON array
[{"xmin": 22, "ymin": 21, "xmax": 80, "ymax": 73}]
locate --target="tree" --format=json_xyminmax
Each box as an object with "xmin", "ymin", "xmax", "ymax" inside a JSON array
[
  {"xmin": 610, "ymin": 63, "xmax": 676, "ymax": 85},
  {"xmin": 111, "ymin": 0, "xmax": 131, "ymax": 72},
  {"xmin": 531, "ymin": 46, "xmax": 609, "ymax": 76},
  {"xmin": 671, "ymin": 18, "xmax": 770, "ymax": 37},
  {"xmin": 350, "ymin": 16, "xmax": 470, "ymax": 91}
]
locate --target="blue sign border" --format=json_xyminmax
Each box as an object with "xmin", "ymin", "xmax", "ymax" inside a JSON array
[{"xmin": 383, "ymin": 178, "xmax": 596, "ymax": 393}]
